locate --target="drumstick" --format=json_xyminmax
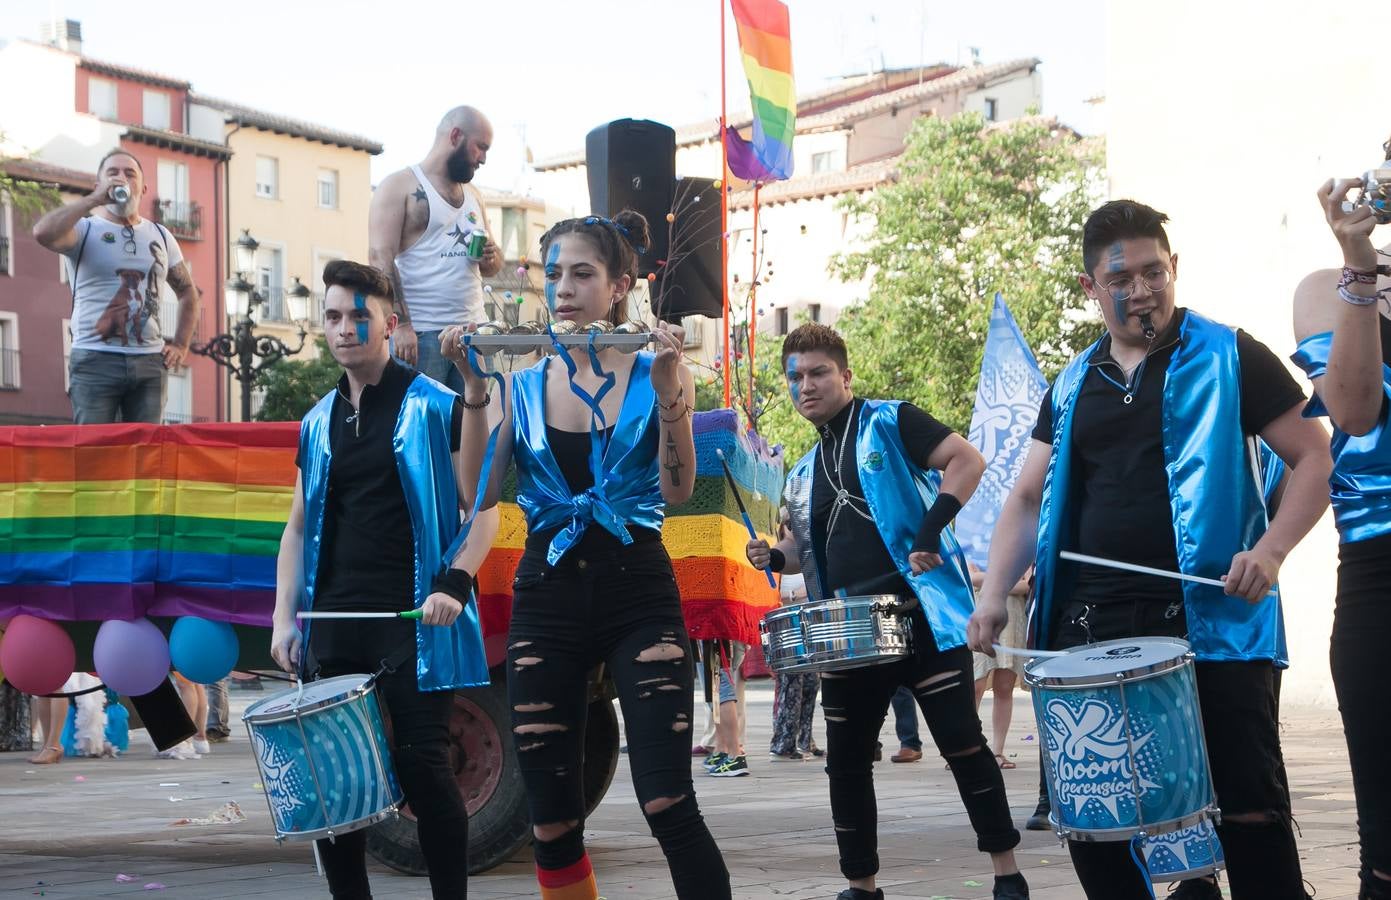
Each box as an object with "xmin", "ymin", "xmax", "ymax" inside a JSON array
[
  {"xmin": 296, "ymin": 610, "xmax": 424, "ymax": 620},
  {"xmin": 1060, "ymin": 550, "xmax": 1276, "ymax": 596},
  {"xmin": 993, "ymin": 643, "xmax": 1071, "ymax": 659},
  {"xmin": 715, "ymin": 448, "xmax": 778, "ymax": 588}
]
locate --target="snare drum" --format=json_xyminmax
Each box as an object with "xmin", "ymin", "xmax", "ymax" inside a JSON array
[
  {"xmin": 760, "ymin": 595, "xmax": 912, "ymax": 674},
  {"xmin": 1025, "ymin": 637, "xmax": 1224, "ymax": 883},
  {"xmin": 243, "ymin": 674, "xmax": 403, "ymax": 842}
]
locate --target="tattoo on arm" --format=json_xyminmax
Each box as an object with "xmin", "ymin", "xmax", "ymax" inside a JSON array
[
  {"xmin": 167, "ymin": 262, "xmax": 192, "ymax": 294},
  {"xmin": 412, "ymin": 187, "xmax": 427, "ymax": 204},
  {"xmin": 663, "ymin": 431, "xmax": 684, "ymax": 487}
]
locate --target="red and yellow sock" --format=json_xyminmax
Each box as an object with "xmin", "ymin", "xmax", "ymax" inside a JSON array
[{"xmin": 536, "ymin": 853, "xmax": 598, "ymax": 900}]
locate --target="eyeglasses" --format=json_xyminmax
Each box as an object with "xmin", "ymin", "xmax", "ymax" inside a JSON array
[
  {"xmin": 1097, "ymin": 267, "xmax": 1171, "ymax": 302},
  {"xmin": 121, "ymin": 225, "xmax": 137, "ymax": 255}
]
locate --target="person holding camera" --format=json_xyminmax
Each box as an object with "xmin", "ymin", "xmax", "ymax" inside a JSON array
[
  {"xmin": 32, "ymin": 149, "xmax": 199, "ymax": 424},
  {"xmin": 1292, "ymin": 177, "xmax": 1391, "ymax": 900}
]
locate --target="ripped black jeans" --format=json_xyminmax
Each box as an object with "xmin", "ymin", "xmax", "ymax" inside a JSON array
[
  {"xmin": 820, "ymin": 609, "xmax": 1020, "ymax": 880},
  {"xmin": 507, "ymin": 534, "xmax": 730, "ymax": 899}
]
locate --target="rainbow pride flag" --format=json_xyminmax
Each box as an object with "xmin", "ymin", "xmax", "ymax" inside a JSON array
[
  {"xmin": 0, "ymin": 423, "xmax": 298, "ymax": 625},
  {"xmin": 0, "ymin": 412, "xmax": 782, "ymax": 646},
  {"xmin": 724, "ymin": 0, "xmax": 795, "ymax": 182}
]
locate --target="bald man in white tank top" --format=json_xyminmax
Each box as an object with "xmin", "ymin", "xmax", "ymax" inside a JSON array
[{"xmin": 369, "ymin": 105, "xmax": 503, "ymax": 392}]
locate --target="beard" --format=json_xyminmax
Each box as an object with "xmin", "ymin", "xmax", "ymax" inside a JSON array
[{"xmin": 446, "ymin": 148, "xmax": 477, "ymax": 184}]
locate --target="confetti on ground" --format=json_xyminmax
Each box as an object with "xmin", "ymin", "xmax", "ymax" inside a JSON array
[
  {"xmin": 170, "ymin": 801, "xmax": 245, "ymax": 827},
  {"xmin": 964, "ymin": 880, "xmax": 983, "ymax": 887},
  {"xmin": 115, "ymin": 874, "xmax": 135, "ymax": 882},
  {"xmin": 1022, "ymin": 734, "xmax": 1035, "ymax": 741},
  {"xmin": 73, "ymin": 775, "xmax": 85, "ymax": 782},
  {"xmin": 158, "ymin": 782, "xmax": 179, "ymax": 787},
  {"xmin": 143, "ymin": 883, "xmax": 166, "ymax": 891}
]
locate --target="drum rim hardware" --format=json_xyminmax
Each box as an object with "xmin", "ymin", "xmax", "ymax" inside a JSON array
[{"xmin": 1023, "ymin": 636, "xmax": 1195, "ymax": 689}]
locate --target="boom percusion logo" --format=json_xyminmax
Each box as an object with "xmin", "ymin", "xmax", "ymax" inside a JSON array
[{"xmin": 1043, "ymin": 697, "xmax": 1160, "ymax": 823}]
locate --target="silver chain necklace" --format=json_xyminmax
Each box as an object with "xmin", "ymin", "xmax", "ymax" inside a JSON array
[{"xmin": 818, "ymin": 401, "xmax": 873, "ymax": 545}]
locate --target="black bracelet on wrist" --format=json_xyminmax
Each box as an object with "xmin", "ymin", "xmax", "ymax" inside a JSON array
[
  {"xmin": 912, "ymin": 492, "xmax": 963, "ymax": 555},
  {"xmin": 430, "ymin": 567, "xmax": 475, "ymax": 604},
  {"xmin": 767, "ymin": 548, "xmax": 786, "ymax": 572},
  {"xmin": 461, "ymin": 392, "xmax": 491, "ymax": 410}
]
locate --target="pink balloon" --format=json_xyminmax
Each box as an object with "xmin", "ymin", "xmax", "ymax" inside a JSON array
[
  {"xmin": 0, "ymin": 615, "xmax": 75, "ymax": 696},
  {"xmin": 93, "ymin": 618, "xmax": 170, "ymax": 697}
]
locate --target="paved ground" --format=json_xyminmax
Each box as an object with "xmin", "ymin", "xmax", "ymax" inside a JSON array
[{"xmin": 0, "ymin": 681, "xmax": 1361, "ymax": 899}]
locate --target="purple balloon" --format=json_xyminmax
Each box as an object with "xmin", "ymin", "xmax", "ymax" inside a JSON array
[{"xmin": 93, "ymin": 618, "xmax": 170, "ymax": 696}]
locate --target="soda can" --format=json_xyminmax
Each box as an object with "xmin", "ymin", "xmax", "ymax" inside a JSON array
[
  {"xmin": 110, "ymin": 185, "xmax": 131, "ymax": 203},
  {"xmin": 466, "ymin": 229, "xmax": 487, "ymax": 261}
]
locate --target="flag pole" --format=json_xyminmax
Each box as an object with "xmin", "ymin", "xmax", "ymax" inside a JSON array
[
  {"xmin": 720, "ymin": 0, "xmax": 732, "ymax": 409},
  {"xmin": 747, "ymin": 182, "xmax": 760, "ymax": 419}
]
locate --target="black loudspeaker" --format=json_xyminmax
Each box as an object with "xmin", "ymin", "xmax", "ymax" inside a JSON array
[
  {"xmin": 653, "ymin": 175, "xmax": 724, "ymax": 320},
  {"xmin": 585, "ymin": 119, "xmax": 676, "ymax": 277}
]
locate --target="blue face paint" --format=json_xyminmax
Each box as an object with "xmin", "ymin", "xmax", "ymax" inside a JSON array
[
  {"xmin": 353, "ymin": 292, "xmax": 370, "ymax": 344},
  {"xmin": 1105, "ymin": 242, "xmax": 1128, "ymax": 324},
  {"xmin": 786, "ymin": 353, "xmax": 800, "ymax": 403},
  {"xmin": 543, "ymin": 242, "xmax": 561, "ymax": 312}
]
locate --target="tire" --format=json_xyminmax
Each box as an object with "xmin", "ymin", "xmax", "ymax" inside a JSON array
[{"xmin": 366, "ymin": 677, "xmax": 530, "ymax": 876}]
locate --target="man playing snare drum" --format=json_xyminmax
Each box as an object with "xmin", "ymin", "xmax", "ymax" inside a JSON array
[
  {"xmin": 746, "ymin": 323, "xmax": 1031, "ymax": 900},
  {"xmin": 269, "ymin": 261, "xmax": 489, "ymax": 899},
  {"xmin": 969, "ymin": 200, "xmax": 1331, "ymax": 900}
]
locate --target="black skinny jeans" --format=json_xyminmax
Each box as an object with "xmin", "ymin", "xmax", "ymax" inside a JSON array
[
  {"xmin": 1334, "ymin": 533, "xmax": 1391, "ymax": 891},
  {"xmin": 1052, "ymin": 599, "xmax": 1305, "ymax": 900},
  {"xmin": 507, "ymin": 534, "xmax": 731, "ymax": 900},
  {"xmin": 819, "ymin": 609, "xmax": 1020, "ymax": 880},
  {"xmin": 307, "ymin": 617, "xmax": 469, "ymax": 900}
]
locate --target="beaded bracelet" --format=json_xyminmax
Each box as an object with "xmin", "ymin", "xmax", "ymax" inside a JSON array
[
  {"xmin": 1337, "ymin": 284, "xmax": 1380, "ymax": 307},
  {"xmin": 461, "ymin": 391, "xmax": 491, "ymax": 410},
  {"xmin": 1340, "ymin": 266, "xmax": 1378, "ymax": 287},
  {"xmin": 657, "ymin": 386, "xmax": 685, "ymax": 411},
  {"xmin": 660, "ymin": 404, "xmax": 693, "ymax": 423}
]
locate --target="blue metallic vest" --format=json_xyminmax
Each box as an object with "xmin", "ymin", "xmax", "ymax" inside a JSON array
[
  {"xmin": 1033, "ymin": 311, "xmax": 1282, "ymax": 662},
  {"xmin": 299, "ymin": 375, "xmax": 489, "ymax": 691},
  {"xmin": 1292, "ymin": 331, "xmax": 1391, "ymax": 544},
  {"xmin": 784, "ymin": 399, "xmax": 977, "ymax": 650},
  {"xmin": 512, "ymin": 352, "xmax": 665, "ymax": 565}
]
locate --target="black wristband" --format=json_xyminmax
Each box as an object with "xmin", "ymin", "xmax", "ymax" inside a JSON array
[
  {"xmin": 912, "ymin": 492, "xmax": 963, "ymax": 555},
  {"xmin": 767, "ymin": 548, "xmax": 786, "ymax": 572},
  {"xmin": 430, "ymin": 567, "xmax": 475, "ymax": 604}
]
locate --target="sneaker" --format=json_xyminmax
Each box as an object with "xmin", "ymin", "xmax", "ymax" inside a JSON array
[
  {"xmin": 708, "ymin": 755, "xmax": 749, "ymax": 777},
  {"xmin": 206, "ymin": 730, "xmax": 230, "ymax": 744},
  {"xmin": 801, "ymin": 745, "xmax": 826, "ymax": 758},
  {"xmin": 154, "ymin": 740, "xmax": 200, "ymax": 760},
  {"xmin": 835, "ymin": 889, "xmax": 883, "ymax": 900},
  {"xmin": 691, "ymin": 744, "xmax": 710, "ymax": 756},
  {"xmin": 191, "ymin": 738, "xmax": 212, "ymax": 755},
  {"xmin": 769, "ymin": 750, "xmax": 806, "ymax": 762},
  {"xmin": 1166, "ymin": 879, "xmax": 1221, "ymax": 899},
  {"xmin": 702, "ymin": 752, "xmax": 727, "ymax": 770}
]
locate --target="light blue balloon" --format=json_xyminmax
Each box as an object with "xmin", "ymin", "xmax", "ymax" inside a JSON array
[{"xmin": 169, "ymin": 616, "xmax": 239, "ymax": 684}]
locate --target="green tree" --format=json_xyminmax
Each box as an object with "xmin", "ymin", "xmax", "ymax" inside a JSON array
[
  {"xmin": 254, "ymin": 339, "xmax": 340, "ymax": 422},
  {"xmin": 1, "ymin": 135, "xmax": 63, "ymax": 219},
  {"xmin": 829, "ymin": 112, "xmax": 1102, "ymax": 440}
]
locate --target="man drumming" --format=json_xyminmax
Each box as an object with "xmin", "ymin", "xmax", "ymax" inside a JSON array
[
  {"xmin": 747, "ymin": 323, "xmax": 1029, "ymax": 900},
  {"xmin": 969, "ymin": 200, "xmax": 1330, "ymax": 900}
]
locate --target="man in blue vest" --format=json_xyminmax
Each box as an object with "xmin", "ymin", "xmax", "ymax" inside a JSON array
[
  {"xmin": 747, "ymin": 323, "xmax": 1031, "ymax": 900},
  {"xmin": 270, "ymin": 260, "xmax": 489, "ymax": 900},
  {"xmin": 969, "ymin": 200, "xmax": 1331, "ymax": 900}
]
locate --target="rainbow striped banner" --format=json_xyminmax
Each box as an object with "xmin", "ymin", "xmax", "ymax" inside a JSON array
[
  {"xmin": 0, "ymin": 412, "xmax": 783, "ymax": 646},
  {"xmin": 0, "ymin": 423, "xmax": 298, "ymax": 625},
  {"xmin": 725, "ymin": 0, "xmax": 795, "ymax": 182}
]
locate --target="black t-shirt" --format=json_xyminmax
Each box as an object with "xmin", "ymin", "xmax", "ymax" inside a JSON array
[
  {"xmin": 1030, "ymin": 309, "xmax": 1306, "ymax": 606},
  {"xmin": 811, "ymin": 397, "xmax": 954, "ymax": 597},
  {"xmin": 296, "ymin": 361, "xmax": 464, "ymax": 612}
]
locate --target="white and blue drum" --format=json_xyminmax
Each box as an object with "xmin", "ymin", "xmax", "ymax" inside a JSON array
[
  {"xmin": 243, "ymin": 674, "xmax": 403, "ymax": 842},
  {"xmin": 1024, "ymin": 637, "xmax": 1224, "ymax": 883}
]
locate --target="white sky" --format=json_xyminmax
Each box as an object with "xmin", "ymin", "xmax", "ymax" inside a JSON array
[{"xmin": 4, "ymin": 0, "xmax": 1105, "ymax": 192}]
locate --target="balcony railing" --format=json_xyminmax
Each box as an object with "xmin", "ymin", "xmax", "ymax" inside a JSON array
[
  {"xmin": 258, "ymin": 287, "xmax": 322, "ymax": 325},
  {"xmin": 152, "ymin": 198, "xmax": 203, "ymax": 240},
  {"xmin": 0, "ymin": 235, "xmax": 9, "ymax": 273},
  {"xmin": 161, "ymin": 411, "xmax": 210, "ymax": 425},
  {"xmin": 0, "ymin": 347, "xmax": 20, "ymax": 389}
]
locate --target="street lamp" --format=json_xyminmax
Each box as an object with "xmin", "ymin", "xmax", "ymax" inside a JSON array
[{"xmin": 191, "ymin": 229, "xmax": 309, "ymax": 421}]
